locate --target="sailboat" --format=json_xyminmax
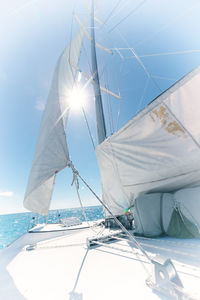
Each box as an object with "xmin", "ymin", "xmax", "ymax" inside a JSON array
[{"xmin": 1, "ymin": 0, "xmax": 200, "ymax": 299}]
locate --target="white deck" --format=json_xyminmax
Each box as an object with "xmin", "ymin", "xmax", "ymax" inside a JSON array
[{"xmin": 0, "ymin": 222, "xmax": 200, "ymax": 300}]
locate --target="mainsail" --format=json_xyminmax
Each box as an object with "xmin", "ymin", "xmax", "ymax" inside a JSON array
[
  {"xmin": 96, "ymin": 65, "xmax": 200, "ymax": 216},
  {"xmin": 24, "ymin": 27, "xmax": 85, "ymax": 215}
]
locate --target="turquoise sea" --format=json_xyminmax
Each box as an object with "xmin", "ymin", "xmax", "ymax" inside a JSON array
[{"xmin": 0, "ymin": 206, "xmax": 104, "ymax": 250}]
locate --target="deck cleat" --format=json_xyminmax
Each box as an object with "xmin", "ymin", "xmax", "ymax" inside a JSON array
[{"xmin": 146, "ymin": 255, "xmax": 186, "ymax": 299}]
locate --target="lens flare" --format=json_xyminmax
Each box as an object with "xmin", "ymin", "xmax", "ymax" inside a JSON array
[{"xmin": 68, "ymin": 86, "xmax": 86, "ymax": 110}]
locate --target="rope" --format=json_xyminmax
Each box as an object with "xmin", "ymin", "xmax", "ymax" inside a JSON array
[
  {"xmin": 98, "ymin": 15, "xmax": 123, "ymax": 135},
  {"xmin": 70, "ymin": 164, "xmax": 100, "ymax": 234},
  {"xmin": 109, "ymin": 0, "xmax": 147, "ymax": 33},
  {"xmin": 27, "ymin": 243, "xmax": 86, "ymax": 251},
  {"xmin": 115, "ymin": 60, "xmax": 124, "ymax": 132},
  {"xmin": 136, "ymin": 77, "xmax": 150, "ymax": 112},
  {"xmin": 128, "ymin": 234, "xmax": 200, "ymax": 249},
  {"xmin": 151, "ymin": 75, "xmax": 177, "ymax": 81},
  {"xmin": 102, "ymin": 0, "xmax": 121, "ymax": 26},
  {"xmin": 117, "ymin": 235, "xmax": 200, "ymax": 261},
  {"xmin": 70, "ymin": 165, "xmax": 89, "ymax": 225},
  {"xmin": 134, "ymin": 1, "xmax": 200, "ymax": 49},
  {"xmin": 115, "ymin": 234, "xmax": 200, "ymax": 274},
  {"xmin": 82, "ymin": 107, "xmax": 96, "ymax": 149},
  {"xmin": 69, "ymin": 9, "xmax": 77, "ymax": 85},
  {"xmin": 117, "ymin": 30, "xmax": 162, "ymax": 93},
  {"xmin": 106, "ymin": 82, "xmax": 114, "ymax": 135},
  {"xmin": 68, "ymin": 161, "xmax": 152, "ymax": 263},
  {"xmin": 93, "ymin": 238, "xmax": 200, "ymax": 298},
  {"xmin": 116, "ymin": 88, "xmax": 121, "ymax": 131},
  {"xmin": 103, "ymin": 54, "xmax": 114, "ymax": 135},
  {"xmin": 92, "ymin": 240, "xmax": 146, "ymax": 256},
  {"xmin": 139, "ymin": 49, "xmax": 200, "ymax": 58},
  {"xmin": 82, "ymin": 40, "xmax": 93, "ymax": 78}
]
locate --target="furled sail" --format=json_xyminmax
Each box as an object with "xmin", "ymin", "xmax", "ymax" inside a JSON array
[
  {"xmin": 96, "ymin": 66, "xmax": 200, "ymax": 216},
  {"xmin": 24, "ymin": 27, "xmax": 85, "ymax": 215}
]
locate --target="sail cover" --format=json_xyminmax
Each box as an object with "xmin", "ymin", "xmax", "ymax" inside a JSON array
[
  {"xmin": 24, "ymin": 27, "xmax": 85, "ymax": 215},
  {"xmin": 96, "ymin": 66, "xmax": 200, "ymax": 216}
]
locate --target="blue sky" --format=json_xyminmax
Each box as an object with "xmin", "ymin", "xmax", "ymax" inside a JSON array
[{"xmin": 1, "ymin": 0, "xmax": 200, "ymax": 214}]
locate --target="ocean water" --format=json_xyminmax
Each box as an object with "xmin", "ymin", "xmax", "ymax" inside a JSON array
[{"xmin": 0, "ymin": 206, "xmax": 104, "ymax": 250}]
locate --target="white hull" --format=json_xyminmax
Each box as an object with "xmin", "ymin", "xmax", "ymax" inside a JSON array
[{"xmin": 0, "ymin": 222, "xmax": 200, "ymax": 300}]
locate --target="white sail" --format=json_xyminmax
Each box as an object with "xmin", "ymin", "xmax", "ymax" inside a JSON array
[
  {"xmin": 24, "ymin": 27, "xmax": 85, "ymax": 215},
  {"xmin": 96, "ymin": 66, "xmax": 200, "ymax": 216}
]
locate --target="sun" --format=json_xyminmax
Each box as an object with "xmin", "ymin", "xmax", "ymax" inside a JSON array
[{"xmin": 68, "ymin": 86, "xmax": 86, "ymax": 110}]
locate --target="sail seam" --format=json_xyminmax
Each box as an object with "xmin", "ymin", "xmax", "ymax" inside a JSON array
[{"xmin": 123, "ymin": 168, "xmax": 200, "ymax": 187}]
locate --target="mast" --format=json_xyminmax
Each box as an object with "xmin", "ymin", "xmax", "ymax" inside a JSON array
[{"xmin": 91, "ymin": 0, "xmax": 107, "ymax": 144}]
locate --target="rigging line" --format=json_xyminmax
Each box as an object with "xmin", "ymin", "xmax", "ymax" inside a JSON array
[
  {"xmin": 120, "ymin": 235, "xmax": 200, "ymax": 261},
  {"xmin": 90, "ymin": 27, "xmax": 122, "ymax": 135},
  {"xmin": 113, "ymin": 236, "xmax": 151, "ymax": 275},
  {"xmin": 137, "ymin": 241, "xmax": 200, "ymax": 260},
  {"xmin": 109, "ymin": 52, "xmax": 123, "ymax": 133},
  {"xmin": 102, "ymin": 0, "xmax": 121, "ymax": 26},
  {"xmin": 134, "ymin": 1, "xmax": 200, "ymax": 49},
  {"xmin": 82, "ymin": 107, "xmax": 96, "ymax": 150},
  {"xmin": 117, "ymin": 30, "xmax": 162, "ymax": 93},
  {"xmin": 123, "ymin": 169, "xmax": 200, "ymax": 187},
  {"xmin": 136, "ymin": 77, "xmax": 150, "ymax": 112},
  {"xmin": 106, "ymin": 85, "xmax": 113, "ymax": 135},
  {"xmin": 107, "ymin": 82, "xmax": 114, "ymax": 134},
  {"xmin": 32, "ymin": 243, "xmax": 86, "ymax": 250},
  {"xmin": 102, "ymin": 50, "xmax": 114, "ymax": 134},
  {"xmin": 70, "ymin": 168, "xmax": 101, "ymax": 236},
  {"xmin": 103, "ymin": 65, "xmax": 113, "ymax": 135},
  {"xmin": 109, "ymin": 0, "xmax": 148, "ymax": 33},
  {"xmin": 68, "ymin": 162, "xmax": 152, "ymax": 263},
  {"xmin": 3, "ymin": 0, "xmax": 39, "ymax": 19},
  {"xmin": 116, "ymin": 90, "xmax": 121, "ymax": 131},
  {"xmin": 115, "ymin": 48, "xmax": 124, "ymax": 60},
  {"xmin": 115, "ymin": 236, "xmax": 200, "ymax": 277},
  {"xmin": 97, "ymin": 25, "xmax": 122, "ymax": 133},
  {"xmin": 151, "ymin": 75, "xmax": 177, "ymax": 81},
  {"xmin": 90, "ymin": 240, "xmax": 150, "ymax": 263},
  {"xmin": 121, "ymin": 234, "xmax": 192, "ymax": 249},
  {"xmin": 134, "ymin": 235, "xmax": 200, "ymax": 250},
  {"xmin": 72, "ymin": 172, "xmax": 98, "ymax": 233},
  {"xmin": 82, "ymin": 39, "xmax": 93, "ymax": 76},
  {"xmin": 129, "ymin": 48, "xmax": 162, "ymax": 93},
  {"xmin": 82, "ymin": 0, "xmax": 105, "ymax": 26},
  {"xmin": 139, "ymin": 49, "xmax": 200, "ymax": 58},
  {"xmin": 91, "ymin": 14, "xmax": 113, "ymax": 81},
  {"xmin": 116, "ymin": 62, "xmax": 123, "ymax": 131},
  {"xmin": 112, "ymin": 47, "xmax": 200, "ymax": 52},
  {"xmin": 103, "ymin": 0, "xmax": 131, "ymax": 25},
  {"xmin": 123, "ymin": 50, "xmax": 200, "ymax": 60},
  {"xmin": 69, "ymin": 8, "xmax": 76, "ymax": 84}
]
